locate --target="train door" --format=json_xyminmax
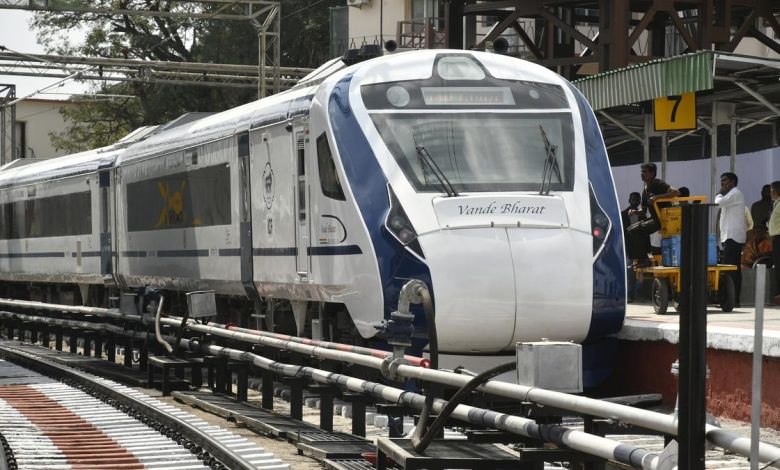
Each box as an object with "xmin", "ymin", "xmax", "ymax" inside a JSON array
[
  {"xmin": 238, "ymin": 131, "xmax": 260, "ymax": 300},
  {"xmin": 98, "ymin": 165, "xmax": 120, "ymax": 290},
  {"xmin": 293, "ymin": 128, "xmax": 310, "ymax": 280}
]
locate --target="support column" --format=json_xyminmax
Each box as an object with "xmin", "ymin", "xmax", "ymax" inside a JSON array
[
  {"xmin": 69, "ymin": 330, "xmax": 78, "ymax": 354},
  {"xmin": 599, "ymin": 0, "xmax": 630, "ymax": 71},
  {"xmin": 444, "ymin": 0, "xmax": 465, "ymax": 49},
  {"xmin": 55, "ymin": 327, "xmax": 63, "ymax": 351},
  {"xmin": 124, "ymin": 338, "xmax": 134, "ymax": 367},
  {"xmin": 678, "ymin": 204, "xmax": 709, "ymax": 470},
  {"xmin": 661, "ymin": 132, "xmax": 668, "ymax": 180},
  {"xmin": 644, "ymin": 114, "xmax": 651, "ymax": 164},
  {"xmin": 730, "ymin": 117, "xmax": 737, "ymax": 173},
  {"xmin": 107, "ymin": 335, "xmax": 116, "ymax": 363},
  {"xmin": 711, "ymin": 102, "xmax": 719, "ymax": 203}
]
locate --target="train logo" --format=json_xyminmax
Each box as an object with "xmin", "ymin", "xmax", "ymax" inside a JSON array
[
  {"xmin": 262, "ymin": 162, "xmax": 275, "ymax": 209},
  {"xmin": 155, "ymin": 180, "xmax": 187, "ymax": 227}
]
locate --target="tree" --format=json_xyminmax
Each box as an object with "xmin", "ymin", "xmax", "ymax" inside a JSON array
[
  {"xmin": 280, "ymin": 0, "xmax": 342, "ymax": 67},
  {"xmin": 49, "ymin": 94, "xmax": 143, "ymax": 153},
  {"xmin": 35, "ymin": 0, "xmax": 341, "ymax": 152}
]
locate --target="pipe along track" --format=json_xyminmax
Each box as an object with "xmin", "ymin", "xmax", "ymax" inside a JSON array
[
  {"xmin": 0, "ymin": 343, "xmax": 282, "ymax": 470},
  {"xmin": 1, "ymin": 298, "xmax": 780, "ymax": 468}
]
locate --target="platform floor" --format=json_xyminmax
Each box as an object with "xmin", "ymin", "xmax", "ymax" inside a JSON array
[{"xmin": 619, "ymin": 301, "xmax": 780, "ymax": 357}]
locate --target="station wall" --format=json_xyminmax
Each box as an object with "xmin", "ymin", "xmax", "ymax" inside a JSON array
[{"xmin": 611, "ymin": 146, "xmax": 780, "ymax": 209}]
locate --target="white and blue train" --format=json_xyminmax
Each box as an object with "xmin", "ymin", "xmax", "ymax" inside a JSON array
[{"xmin": 0, "ymin": 50, "xmax": 625, "ymax": 384}]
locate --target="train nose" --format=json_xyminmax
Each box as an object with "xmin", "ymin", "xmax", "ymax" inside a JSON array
[
  {"xmin": 420, "ymin": 228, "xmax": 517, "ymax": 353},
  {"xmin": 506, "ymin": 228, "xmax": 593, "ymax": 343}
]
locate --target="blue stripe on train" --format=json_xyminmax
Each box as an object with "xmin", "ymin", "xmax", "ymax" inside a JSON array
[
  {"xmin": 327, "ymin": 75, "xmax": 434, "ymax": 329},
  {"xmin": 567, "ymin": 84, "xmax": 626, "ymax": 387},
  {"xmin": 567, "ymin": 84, "xmax": 626, "ymax": 341}
]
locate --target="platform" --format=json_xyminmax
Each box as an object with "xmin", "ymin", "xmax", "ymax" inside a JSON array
[
  {"xmin": 619, "ymin": 302, "xmax": 780, "ymax": 355},
  {"xmin": 605, "ymin": 300, "xmax": 780, "ymax": 428}
]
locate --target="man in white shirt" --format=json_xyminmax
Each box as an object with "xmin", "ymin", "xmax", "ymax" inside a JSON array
[
  {"xmin": 715, "ymin": 172, "xmax": 747, "ymax": 307},
  {"xmin": 768, "ymin": 181, "xmax": 780, "ymax": 305}
]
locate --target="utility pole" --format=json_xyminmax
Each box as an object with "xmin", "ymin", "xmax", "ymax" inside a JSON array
[
  {"xmin": 0, "ymin": 84, "xmax": 17, "ymax": 165},
  {"xmin": 251, "ymin": 2, "xmax": 281, "ymax": 98}
]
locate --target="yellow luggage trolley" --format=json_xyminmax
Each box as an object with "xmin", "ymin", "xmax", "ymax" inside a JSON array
[{"xmin": 632, "ymin": 196, "xmax": 737, "ymax": 315}]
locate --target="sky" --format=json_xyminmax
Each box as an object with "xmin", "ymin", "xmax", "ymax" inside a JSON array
[{"xmin": 0, "ymin": 10, "xmax": 89, "ymax": 100}]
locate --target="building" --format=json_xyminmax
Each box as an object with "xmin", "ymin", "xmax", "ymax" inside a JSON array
[
  {"xmin": 1, "ymin": 98, "xmax": 78, "ymax": 164},
  {"xmin": 335, "ymin": 1, "xmax": 779, "ymax": 68}
]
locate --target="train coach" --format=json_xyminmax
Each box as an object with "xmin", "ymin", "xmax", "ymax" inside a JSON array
[{"xmin": 0, "ymin": 50, "xmax": 625, "ymax": 385}]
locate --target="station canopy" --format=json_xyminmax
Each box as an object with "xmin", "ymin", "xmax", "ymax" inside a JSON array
[{"xmin": 571, "ymin": 51, "xmax": 780, "ymax": 158}]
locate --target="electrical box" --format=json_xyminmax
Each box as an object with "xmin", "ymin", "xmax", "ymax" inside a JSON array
[
  {"xmin": 119, "ymin": 293, "xmax": 140, "ymax": 316},
  {"xmin": 186, "ymin": 290, "xmax": 217, "ymax": 318},
  {"xmin": 516, "ymin": 342, "xmax": 583, "ymax": 393}
]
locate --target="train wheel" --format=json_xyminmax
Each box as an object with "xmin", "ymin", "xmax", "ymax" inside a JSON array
[
  {"xmin": 652, "ymin": 278, "xmax": 669, "ymax": 315},
  {"xmin": 719, "ymin": 275, "xmax": 735, "ymax": 312}
]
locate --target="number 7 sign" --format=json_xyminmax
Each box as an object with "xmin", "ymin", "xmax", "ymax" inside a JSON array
[{"xmin": 654, "ymin": 92, "xmax": 696, "ymax": 131}]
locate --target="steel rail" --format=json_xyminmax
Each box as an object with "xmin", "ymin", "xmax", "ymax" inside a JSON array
[
  {"xmin": 2, "ymin": 314, "xmax": 137, "ymax": 336},
  {"xmin": 0, "ymin": 327, "xmax": 661, "ymax": 469},
  {"xmin": 2, "ymin": 300, "xmax": 780, "ymax": 467},
  {"xmin": 0, "ymin": 298, "xmax": 426, "ymax": 365},
  {"xmin": 204, "ymin": 320, "xmax": 427, "ymax": 367},
  {"xmin": 0, "ymin": 342, "xmax": 258, "ymax": 470},
  {"xmin": 0, "ymin": 433, "xmax": 9, "ymax": 470},
  {"xmin": 183, "ymin": 338, "xmax": 661, "ymax": 470},
  {"xmin": 162, "ymin": 317, "xmax": 780, "ymax": 467}
]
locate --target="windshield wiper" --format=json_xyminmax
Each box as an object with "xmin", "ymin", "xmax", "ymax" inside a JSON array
[
  {"xmin": 415, "ymin": 145, "xmax": 459, "ymax": 197},
  {"xmin": 538, "ymin": 125, "xmax": 562, "ymax": 196}
]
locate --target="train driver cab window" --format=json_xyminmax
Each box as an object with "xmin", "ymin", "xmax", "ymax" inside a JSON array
[{"xmin": 316, "ymin": 133, "xmax": 346, "ymax": 201}]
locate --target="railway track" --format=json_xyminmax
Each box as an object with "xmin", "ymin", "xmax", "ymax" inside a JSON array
[
  {"xmin": 0, "ymin": 304, "xmax": 777, "ymax": 470},
  {"xmin": 0, "ymin": 343, "xmax": 289, "ymax": 470}
]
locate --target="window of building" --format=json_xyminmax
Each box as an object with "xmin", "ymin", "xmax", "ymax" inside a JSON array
[{"xmin": 15, "ymin": 121, "xmax": 26, "ymax": 159}]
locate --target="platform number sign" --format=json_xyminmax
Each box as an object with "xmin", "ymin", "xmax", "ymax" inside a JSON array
[{"xmin": 654, "ymin": 92, "xmax": 696, "ymax": 131}]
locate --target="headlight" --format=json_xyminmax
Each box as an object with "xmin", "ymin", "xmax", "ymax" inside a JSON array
[{"xmin": 386, "ymin": 186, "xmax": 425, "ymax": 259}]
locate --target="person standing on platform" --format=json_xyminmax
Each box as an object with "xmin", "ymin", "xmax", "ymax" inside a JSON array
[
  {"xmin": 622, "ymin": 192, "xmax": 650, "ymax": 302},
  {"xmin": 626, "ymin": 163, "xmax": 679, "ymax": 267},
  {"xmin": 715, "ymin": 172, "xmax": 747, "ymax": 308},
  {"xmin": 752, "ymin": 184, "xmax": 773, "ymax": 230},
  {"xmin": 622, "ymin": 192, "xmax": 650, "ymax": 261},
  {"xmin": 768, "ymin": 181, "xmax": 780, "ymax": 305}
]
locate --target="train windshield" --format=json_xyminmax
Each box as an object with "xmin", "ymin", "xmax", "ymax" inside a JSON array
[{"xmin": 370, "ymin": 112, "xmax": 574, "ymax": 193}]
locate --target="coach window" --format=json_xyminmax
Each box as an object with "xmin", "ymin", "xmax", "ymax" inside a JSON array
[{"xmin": 316, "ymin": 133, "xmax": 345, "ymax": 201}]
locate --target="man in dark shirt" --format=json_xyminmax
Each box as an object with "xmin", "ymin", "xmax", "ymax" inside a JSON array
[
  {"xmin": 622, "ymin": 192, "xmax": 650, "ymax": 264},
  {"xmin": 623, "ymin": 192, "xmax": 651, "ymax": 301},
  {"xmin": 626, "ymin": 163, "xmax": 679, "ymax": 267},
  {"xmin": 751, "ymin": 184, "xmax": 773, "ymax": 230}
]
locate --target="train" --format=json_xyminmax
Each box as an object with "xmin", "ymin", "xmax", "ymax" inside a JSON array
[{"xmin": 0, "ymin": 50, "xmax": 625, "ymax": 384}]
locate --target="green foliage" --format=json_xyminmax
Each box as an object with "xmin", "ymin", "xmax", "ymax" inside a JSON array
[
  {"xmin": 49, "ymin": 92, "xmax": 143, "ymax": 153},
  {"xmin": 280, "ymin": 0, "xmax": 343, "ymax": 67},
  {"xmin": 33, "ymin": 0, "xmax": 340, "ymax": 151}
]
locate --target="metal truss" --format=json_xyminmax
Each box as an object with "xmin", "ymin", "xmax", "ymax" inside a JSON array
[
  {"xmin": 443, "ymin": 0, "xmax": 780, "ymax": 79},
  {"xmin": 0, "ymin": 50, "xmax": 310, "ymax": 91},
  {"xmin": 0, "ymin": 0, "xmax": 289, "ymax": 96},
  {"xmin": 0, "ymin": 0, "xmax": 280, "ymax": 21},
  {"xmin": 0, "ymin": 84, "xmax": 16, "ymax": 165}
]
